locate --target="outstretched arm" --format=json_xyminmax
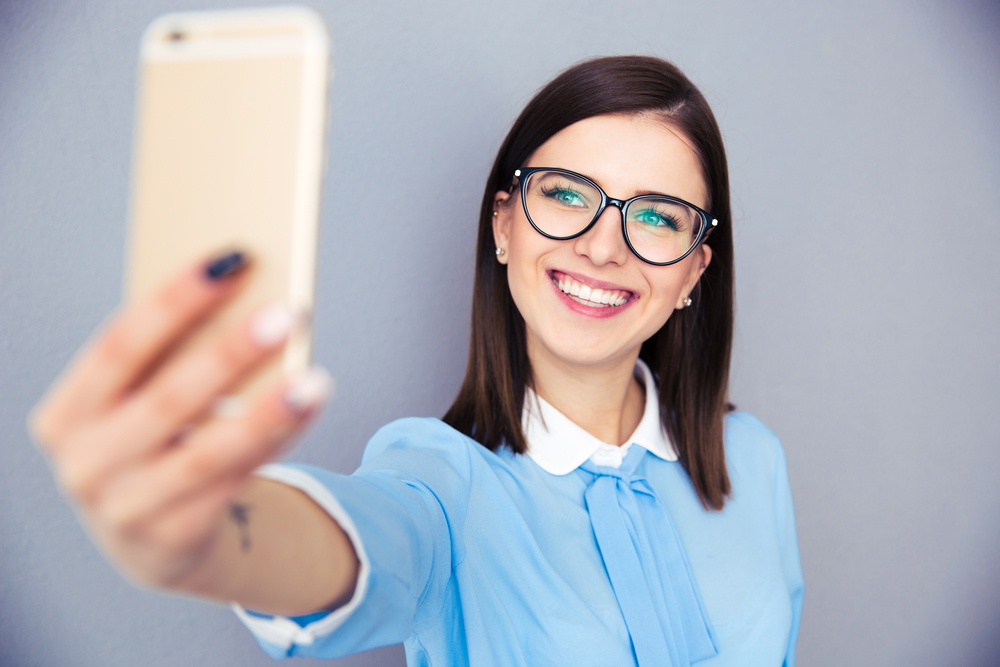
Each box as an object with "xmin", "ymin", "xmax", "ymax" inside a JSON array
[{"xmin": 29, "ymin": 253, "xmax": 358, "ymax": 616}]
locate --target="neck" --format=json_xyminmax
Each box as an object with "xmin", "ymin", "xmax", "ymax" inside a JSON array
[{"xmin": 528, "ymin": 338, "xmax": 645, "ymax": 447}]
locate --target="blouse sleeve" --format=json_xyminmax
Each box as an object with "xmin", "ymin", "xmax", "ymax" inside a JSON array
[
  {"xmin": 774, "ymin": 443, "xmax": 805, "ymax": 667},
  {"xmin": 232, "ymin": 418, "xmax": 473, "ymax": 660}
]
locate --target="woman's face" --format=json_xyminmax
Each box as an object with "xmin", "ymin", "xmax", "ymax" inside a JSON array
[{"xmin": 493, "ymin": 113, "xmax": 712, "ymax": 371}]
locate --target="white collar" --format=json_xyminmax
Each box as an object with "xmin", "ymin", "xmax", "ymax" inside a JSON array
[{"xmin": 522, "ymin": 359, "xmax": 678, "ymax": 475}]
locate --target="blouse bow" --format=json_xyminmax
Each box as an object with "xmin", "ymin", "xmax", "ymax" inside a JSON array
[{"xmin": 580, "ymin": 445, "xmax": 717, "ymax": 667}]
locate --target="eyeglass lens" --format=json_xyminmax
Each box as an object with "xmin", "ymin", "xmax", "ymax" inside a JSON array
[{"xmin": 522, "ymin": 170, "xmax": 704, "ymax": 264}]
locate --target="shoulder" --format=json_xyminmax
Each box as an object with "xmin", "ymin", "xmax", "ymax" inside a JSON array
[
  {"xmin": 358, "ymin": 417, "xmax": 510, "ymax": 480},
  {"xmin": 723, "ymin": 411, "xmax": 788, "ymax": 488},
  {"xmin": 352, "ymin": 418, "xmax": 521, "ymax": 532},
  {"xmin": 724, "ymin": 410, "xmax": 782, "ymax": 451},
  {"xmin": 363, "ymin": 417, "xmax": 471, "ymax": 460}
]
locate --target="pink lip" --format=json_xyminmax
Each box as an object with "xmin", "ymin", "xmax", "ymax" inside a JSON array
[{"xmin": 547, "ymin": 269, "xmax": 638, "ymax": 319}]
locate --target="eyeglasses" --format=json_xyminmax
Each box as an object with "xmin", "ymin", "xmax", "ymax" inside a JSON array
[{"xmin": 511, "ymin": 167, "xmax": 718, "ymax": 266}]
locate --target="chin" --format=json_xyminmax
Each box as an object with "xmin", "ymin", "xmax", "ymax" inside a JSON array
[{"xmin": 533, "ymin": 330, "xmax": 645, "ymax": 369}]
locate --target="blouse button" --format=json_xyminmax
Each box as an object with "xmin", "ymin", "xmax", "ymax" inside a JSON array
[{"xmin": 590, "ymin": 444, "xmax": 625, "ymax": 468}]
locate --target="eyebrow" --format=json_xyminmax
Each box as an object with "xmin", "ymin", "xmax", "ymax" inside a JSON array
[
  {"xmin": 537, "ymin": 167, "xmax": 683, "ymax": 201},
  {"xmin": 582, "ymin": 176, "xmax": 674, "ymax": 199},
  {"xmin": 581, "ymin": 177, "xmax": 673, "ymax": 199}
]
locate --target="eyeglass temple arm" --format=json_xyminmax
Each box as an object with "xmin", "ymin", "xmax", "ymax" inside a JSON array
[
  {"xmin": 509, "ymin": 169, "xmax": 522, "ymax": 193},
  {"xmin": 697, "ymin": 217, "xmax": 720, "ymax": 246}
]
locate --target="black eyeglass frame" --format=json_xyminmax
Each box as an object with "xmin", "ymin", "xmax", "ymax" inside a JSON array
[{"xmin": 511, "ymin": 167, "xmax": 719, "ymax": 267}]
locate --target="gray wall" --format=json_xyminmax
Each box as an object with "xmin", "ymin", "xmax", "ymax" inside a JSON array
[{"xmin": 2, "ymin": 1, "xmax": 998, "ymax": 665}]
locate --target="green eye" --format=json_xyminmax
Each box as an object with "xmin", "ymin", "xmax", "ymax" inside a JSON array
[
  {"xmin": 632, "ymin": 207, "xmax": 680, "ymax": 231},
  {"xmin": 541, "ymin": 185, "xmax": 588, "ymax": 208}
]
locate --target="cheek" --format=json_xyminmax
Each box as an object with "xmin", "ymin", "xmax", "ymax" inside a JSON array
[
  {"xmin": 652, "ymin": 278, "xmax": 685, "ymax": 304},
  {"xmin": 506, "ymin": 262, "xmax": 532, "ymax": 313},
  {"xmin": 639, "ymin": 263, "xmax": 694, "ymax": 321},
  {"xmin": 640, "ymin": 300, "xmax": 676, "ymax": 341},
  {"xmin": 506, "ymin": 216, "xmax": 552, "ymax": 282},
  {"xmin": 504, "ymin": 223, "xmax": 542, "ymax": 309}
]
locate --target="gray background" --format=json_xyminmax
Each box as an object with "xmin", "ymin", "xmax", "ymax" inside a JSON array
[{"xmin": 1, "ymin": 0, "xmax": 998, "ymax": 665}]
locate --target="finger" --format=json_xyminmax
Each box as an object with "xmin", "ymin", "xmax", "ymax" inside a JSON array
[
  {"xmin": 57, "ymin": 301, "xmax": 300, "ymax": 499},
  {"xmin": 96, "ymin": 367, "xmax": 331, "ymax": 531},
  {"xmin": 31, "ymin": 251, "xmax": 250, "ymax": 448}
]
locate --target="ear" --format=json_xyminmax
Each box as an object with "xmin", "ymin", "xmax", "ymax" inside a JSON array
[
  {"xmin": 676, "ymin": 244, "xmax": 712, "ymax": 310},
  {"xmin": 492, "ymin": 191, "xmax": 512, "ymax": 265}
]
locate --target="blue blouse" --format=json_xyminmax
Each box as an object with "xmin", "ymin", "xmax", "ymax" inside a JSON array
[{"xmin": 235, "ymin": 367, "xmax": 804, "ymax": 666}]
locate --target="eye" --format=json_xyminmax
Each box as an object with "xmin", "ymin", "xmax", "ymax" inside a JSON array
[
  {"xmin": 631, "ymin": 206, "xmax": 683, "ymax": 232},
  {"xmin": 540, "ymin": 184, "xmax": 590, "ymax": 208}
]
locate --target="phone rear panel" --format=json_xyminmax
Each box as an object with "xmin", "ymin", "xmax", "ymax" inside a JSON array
[{"xmin": 127, "ymin": 8, "xmax": 329, "ymax": 402}]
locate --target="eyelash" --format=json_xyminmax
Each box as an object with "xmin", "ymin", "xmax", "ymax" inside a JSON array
[
  {"xmin": 633, "ymin": 207, "xmax": 682, "ymax": 230},
  {"xmin": 539, "ymin": 184, "xmax": 584, "ymax": 199}
]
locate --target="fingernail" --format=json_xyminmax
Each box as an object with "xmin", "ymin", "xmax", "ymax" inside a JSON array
[
  {"xmin": 250, "ymin": 303, "xmax": 296, "ymax": 348},
  {"xmin": 212, "ymin": 395, "xmax": 247, "ymax": 419},
  {"xmin": 205, "ymin": 251, "xmax": 248, "ymax": 281},
  {"xmin": 284, "ymin": 367, "xmax": 334, "ymax": 413}
]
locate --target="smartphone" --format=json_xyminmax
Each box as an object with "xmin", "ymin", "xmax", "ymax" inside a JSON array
[{"xmin": 126, "ymin": 7, "xmax": 331, "ymax": 403}]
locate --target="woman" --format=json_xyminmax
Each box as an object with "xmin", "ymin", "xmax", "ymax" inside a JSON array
[{"xmin": 30, "ymin": 56, "xmax": 803, "ymax": 666}]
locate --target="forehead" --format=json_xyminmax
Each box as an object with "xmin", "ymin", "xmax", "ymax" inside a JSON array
[{"xmin": 525, "ymin": 114, "xmax": 709, "ymax": 209}]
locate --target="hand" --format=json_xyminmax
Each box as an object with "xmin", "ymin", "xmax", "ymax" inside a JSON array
[{"xmin": 28, "ymin": 252, "xmax": 332, "ymax": 594}]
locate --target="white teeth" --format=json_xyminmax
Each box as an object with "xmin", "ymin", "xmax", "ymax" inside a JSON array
[{"xmin": 553, "ymin": 274, "xmax": 629, "ymax": 307}]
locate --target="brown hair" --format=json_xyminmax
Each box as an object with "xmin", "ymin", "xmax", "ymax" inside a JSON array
[{"xmin": 443, "ymin": 55, "xmax": 734, "ymax": 510}]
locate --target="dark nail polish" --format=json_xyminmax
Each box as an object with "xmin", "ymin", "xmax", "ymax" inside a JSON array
[{"xmin": 204, "ymin": 251, "xmax": 247, "ymax": 281}]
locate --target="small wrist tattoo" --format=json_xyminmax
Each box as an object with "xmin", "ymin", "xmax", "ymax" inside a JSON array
[{"xmin": 229, "ymin": 502, "xmax": 253, "ymax": 553}]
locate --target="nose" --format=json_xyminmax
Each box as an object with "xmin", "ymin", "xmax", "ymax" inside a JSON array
[{"xmin": 572, "ymin": 201, "xmax": 629, "ymax": 266}]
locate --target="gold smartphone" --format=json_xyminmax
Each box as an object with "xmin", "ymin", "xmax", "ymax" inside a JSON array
[{"xmin": 126, "ymin": 7, "xmax": 331, "ymax": 402}]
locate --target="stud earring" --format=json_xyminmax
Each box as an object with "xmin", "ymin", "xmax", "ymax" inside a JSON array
[
  {"xmin": 683, "ymin": 297, "xmax": 693, "ymax": 307},
  {"xmin": 495, "ymin": 247, "xmax": 505, "ymax": 257},
  {"xmin": 492, "ymin": 210, "xmax": 498, "ymax": 217}
]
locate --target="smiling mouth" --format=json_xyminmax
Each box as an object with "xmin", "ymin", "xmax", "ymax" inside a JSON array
[{"xmin": 549, "ymin": 270, "xmax": 634, "ymax": 308}]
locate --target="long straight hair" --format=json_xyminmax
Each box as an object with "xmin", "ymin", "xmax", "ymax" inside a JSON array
[{"xmin": 443, "ymin": 56, "xmax": 734, "ymax": 510}]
